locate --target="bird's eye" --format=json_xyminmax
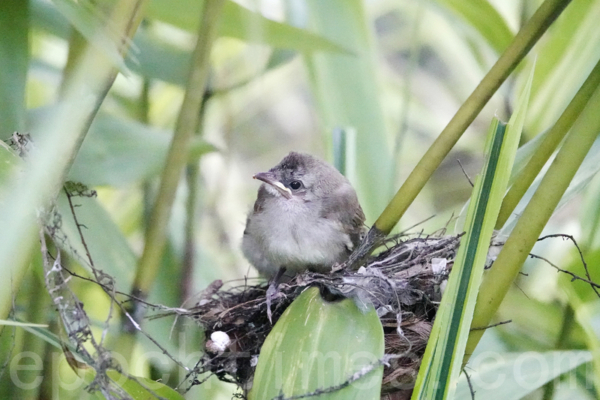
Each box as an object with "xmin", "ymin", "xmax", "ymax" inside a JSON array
[{"xmin": 289, "ymin": 180, "xmax": 302, "ymax": 190}]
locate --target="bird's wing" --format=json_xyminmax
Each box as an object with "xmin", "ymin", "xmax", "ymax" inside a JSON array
[
  {"xmin": 320, "ymin": 185, "xmax": 366, "ymax": 250},
  {"xmin": 252, "ymin": 185, "xmax": 269, "ymax": 213},
  {"xmin": 243, "ymin": 185, "xmax": 269, "ymax": 236}
]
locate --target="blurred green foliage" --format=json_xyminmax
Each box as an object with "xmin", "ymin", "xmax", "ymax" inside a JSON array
[{"xmin": 0, "ymin": 0, "xmax": 599, "ymax": 399}]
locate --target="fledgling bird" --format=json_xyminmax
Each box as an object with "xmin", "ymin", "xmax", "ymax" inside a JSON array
[{"xmin": 242, "ymin": 152, "xmax": 366, "ymax": 280}]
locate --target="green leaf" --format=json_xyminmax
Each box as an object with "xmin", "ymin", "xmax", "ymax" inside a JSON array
[
  {"xmin": 0, "ymin": 320, "xmax": 48, "ymax": 328},
  {"xmin": 250, "ymin": 287, "xmax": 384, "ymax": 400},
  {"xmin": 526, "ymin": 0, "xmax": 600, "ymax": 136},
  {"xmin": 56, "ymin": 192, "xmax": 137, "ymax": 291},
  {"xmin": 455, "ymin": 351, "xmax": 592, "ymax": 399},
  {"xmin": 414, "ymin": 66, "xmax": 530, "ymax": 398},
  {"xmin": 432, "ymin": 0, "xmax": 514, "ymax": 53},
  {"xmin": 21, "ymin": 322, "xmax": 184, "ymax": 400},
  {"xmin": 0, "ymin": 141, "xmax": 20, "ymax": 189},
  {"xmin": 131, "ymin": 29, "xmax": 299, "ymax": 86},
  {"xmin": 0, "ymin": 0, "xmax": 28, "ymax": 138},
  {"xmin": 128, "ymin": 29, "xmax": 190, "ymax": 85},
  {"xmin": 27, "ymin": 109, "xmax": 216, "ymax": 186},
  {"xmin": 412, "ymin": 119, "xmax": 509, "ymax": 399},
  {"xmin": 303, "ymin": 0, "xmax": 393, "ymax": 221},
  {"xmin": 105, "ymin": 370, "xmax": 185, "ymax": 400},
  {"xmin": 500, "ymin": 136, "xmax": 600, "ymax": 237},
  {"xmin": 146, "ymin": 0, "xmax": 352, "ymax": 54},
  {"xmin": 51, "ymin": 0, "xmax": 128, "ymax": 71}
]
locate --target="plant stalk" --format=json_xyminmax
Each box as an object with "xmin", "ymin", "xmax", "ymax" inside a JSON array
[
  {"xmin": 373, "ymin": 0, "xmax": 572, "ymax": 235},
  {"xmin": 465, "ymin": 82, "xmax": 600, "ymax": 360},
  {"xmin": 131, "ymin": 0, "xmax": 225, "ymax": 299},
  {"xmin": 496, "ymin": 58, "xmax": 600, "ymax": 228},
  {"xmin": 0, "ymin": 0, "xmax": 146, "ymax": 320}
]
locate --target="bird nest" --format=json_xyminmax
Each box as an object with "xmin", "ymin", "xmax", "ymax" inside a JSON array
[{"xmin": 176, "ymin": 232, "xmax": 462, "ymax": 397}]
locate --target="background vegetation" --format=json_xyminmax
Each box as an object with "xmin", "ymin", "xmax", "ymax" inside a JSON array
[{"xmin": 0, "ymin": 0, "xmax": 599, "ymax": 399}]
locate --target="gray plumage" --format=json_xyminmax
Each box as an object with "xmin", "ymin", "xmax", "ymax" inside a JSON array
[{"xmin": 242, "ymin": 152, "xmax": 366, "ymax": 276}]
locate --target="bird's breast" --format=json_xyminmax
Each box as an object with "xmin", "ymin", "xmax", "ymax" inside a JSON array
[{"xmin": 249, "ymin": 199, "xmax": 350, "ymax": 271}]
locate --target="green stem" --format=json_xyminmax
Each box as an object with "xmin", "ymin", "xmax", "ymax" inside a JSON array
[
  {"xmin": 132, "ymin": 0, "xmax": 226, "ymax": 297},
  {"xmin": 374, "ymin": 0, "xmax": 572, "ymax": 235},
  {"xmin": 496, "ymin": 58, "xmax": 600, "ymax": 228},
  {"xmin": 466, "ymin": 81, "xmax": 600, "ymax": 360},
  {"xmin": 0, "ymin": 0, "xmax": 27, "ymax": 138},
  {"xmin": 0, "ymin": 0, "xmax": 146, "ymax": 321},
  {"xmin": 181, "ymin": 93, "xmax": 208, "ymax": 304},
  {"xmin": 390, "ymin": 1, "xmax": 424, "ymax": 199}
]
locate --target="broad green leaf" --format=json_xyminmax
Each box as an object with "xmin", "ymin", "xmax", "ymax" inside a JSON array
[
  {"xmin": 526, "ymin": 0, "xmax": 600, "ymax": 136},
  {"xmin": 69, "ymin": 114, "xmax": 215, "ymax": 186},
  {"xmin": 496, "ymin": 288, "xmax": 587, "ymax": 351},
  {"xmin": 413, "ymin": 119, "xmax": 510, "ymax": 400},
  {"xmin": 33, "ymin": 0, "xmax": 315, "ymax": 84},
  {"xmin": 455, "ymin": 351, "xmax": 592, "ymax": 399},
  {"xmin": 105, "ymin": 370, "xmax": 185, "ymax": 400},
  {"xmin": 303, "ymin": 0, "xmax": 392, "ymax": 221},
  {"xmin": 51, "ymin": 0, "xmax": 128, "ymax": 72},
  {"xmin": 129, "ymin": 29, "xmax": 190, "ymax": 85},
  {"xmin": 500, "ymin": 135, "xmax": 600, "ymax": 237},
  {"xmin": 56, "ymin": 192, "xmax": 137, "ymax": 291},
  {"xmin": 20, "ymin": 323, "xmax": 92, "ymax": 365},
  {"xmin": 414, "ymin": 67, "xmax": 530, "ymax": 399},
  {"xmin": 250, "ymin": 287, "xmax": 384, "ymax": 400},
  {"xmin": 561, "ymin": 289, "xmax": 600, "ymax": 395},
  {"xmin": 0, "ymin": 0, "xmax": 28, "ymax": 138},
  {"xmin": 31, "ymin": 0, "xmax": 70, "ymax": 38},
  {"xmin": 131, "ymin": 30, "xmax": 299, "ymax": 85},
  {"xmin": 27, "ymin": 109, "xmax": 216, "ymax": 186},
  {"xmin": 432, "ymin": 0, "xmax": 514, "ymax": 54},
  {"xmin": 146, "ymin": 0, "xmax": 352, "ymax": 54},
  {"xmin": 79, "ymin": 367, "xmax": 185, "ymax": 400},
  {"xmin": 0, "ymin": 141, "xmax": 20, "ymax": 189},
  {"xmin": 560, "ymin": 204, "xmax": 600, "ymax": 395}
]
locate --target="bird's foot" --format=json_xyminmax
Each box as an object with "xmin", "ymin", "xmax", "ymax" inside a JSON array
[
  {"xmin": 266, "ymin": 267, "xmax": 286, "ymax": 324},
  {"xmin": 266, "ymin": 280, "xmax": 279, "ymax": 324}
]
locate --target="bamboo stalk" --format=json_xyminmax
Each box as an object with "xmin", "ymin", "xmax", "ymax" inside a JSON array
[
  {"xmin": 131, "ymin": 0, "xmax": 226, "ymax": 298},
  {"xmin": 466, "ymin": 82, "xmax": 600, "ymax": 360},
  {"xmin": 373, "ymin": 0, "xmax": 572, "ymax": 235},
  {"xmin": 496, "ymin": 58, "xmax": 600, "ymax": 228}
]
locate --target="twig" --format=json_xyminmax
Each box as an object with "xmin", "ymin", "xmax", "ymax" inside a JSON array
[
  {"xmin": 470, "ymin": 320, "xmax": 512, "ymax": 331},
  {"xmin": 529, "ymin": 253, "xmax": 600, "ymax": 298},
  {"xmin": 51, "ymin": 188, "xmax": 190, "ymax": 373},
  {"xmin": 463, "ymin": 367, "xmax": 476, "ymax": 400},
  {"xmin": 457, "ymin": 159, "xmax": 474, "ymax": 187},
  {"xmin": 274, "ymin": 355, "xmax": 395, "ymax": 400},
  {"xmin": 537, "ymin": 234, "xmax": 600, "ymax": 298}
]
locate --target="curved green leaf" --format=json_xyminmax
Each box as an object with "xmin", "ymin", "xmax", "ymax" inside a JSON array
[
  {"xmin": 146, "ymin": 0, "xmax": 352, "ymax": 54},
  {"xmin": 432, "ymin": 0, "xmax": 514, "ymax": 53},
  {"xmin": 456, "ymin": 351, "xmax": 592, "ymax": 399},
  {"xmin": 250, "ymin": 287, "xmax": 384, "ymax": 400},
  {"xmin": 106, "ymin": 370, "xmax": 185, "ymax": 400},
  {"xmin": 27, "ymin": 109, "xmax": 215, "ymax": 186}
]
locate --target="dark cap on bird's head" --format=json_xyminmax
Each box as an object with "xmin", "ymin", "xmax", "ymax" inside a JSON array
[{"xmin": 253, "ymin": 152, "xmax": 350, "ymax": 201}]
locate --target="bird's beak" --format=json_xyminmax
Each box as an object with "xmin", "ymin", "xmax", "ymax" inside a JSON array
[{"xmin": 254, "ymin": 172, "xmax": 293, "ymax": 199}]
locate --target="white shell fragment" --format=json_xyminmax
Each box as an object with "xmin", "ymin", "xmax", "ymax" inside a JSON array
[
  {"xmin": 206, "ymin": 331, "xmax": 231, "ymax": 353},
  {"xmin": 431, "ymin": 258, "xmax": 447, "ymax": 275}
]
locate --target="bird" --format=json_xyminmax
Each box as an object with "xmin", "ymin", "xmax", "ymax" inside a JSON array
[{"xmin": 242, "ymin": 152, "xmax": 366, "ymax": 319}]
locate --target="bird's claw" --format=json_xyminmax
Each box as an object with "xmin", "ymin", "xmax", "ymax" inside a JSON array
[{"xmin": 266, "ymin": 281, "xmax": 280, "ymax": 324}]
